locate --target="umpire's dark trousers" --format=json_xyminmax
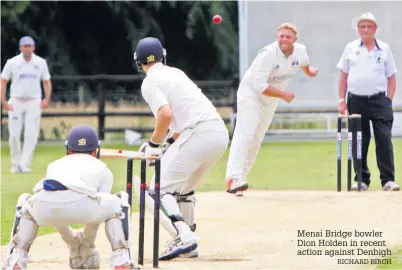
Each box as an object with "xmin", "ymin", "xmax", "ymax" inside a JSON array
[{"xmin": 347, "ymin": 91, "xmax": 395, "ymax": 187}]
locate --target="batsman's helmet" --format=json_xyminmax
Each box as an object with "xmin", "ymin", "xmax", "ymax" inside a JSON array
[
  {"xmin": 133, "ymin": 37, "xmax": 166, "ymax": 72},
  {"xmin": 65, "ymin": 125, "xmax": 101, "ymax": 158}
]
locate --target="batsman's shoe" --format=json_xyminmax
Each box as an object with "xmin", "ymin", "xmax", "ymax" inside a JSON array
[
  {"xmin": 351, "ymin": 182, "xmax": 369, "ymax": 191},
  {"xmin": 383, "ymin": 181, "xmax": 400, "ymax": 191},
  {"xmin": 110, "ymin": 249, "xmax": 133, "ymax": 270},
  {"xmin": 179, "ymin": 248, "xmax": 199, "ymax": 258},
  {"xmin": 226, "ymin": 177, "xmax": 248, "ymax": 194},
  {"xmin": 2, "ymin": 248, "xmax": 28, "ymax": 270},
  {"xmin": 159, "ymin": 236, "xmax": 198, "ymax": 261}
]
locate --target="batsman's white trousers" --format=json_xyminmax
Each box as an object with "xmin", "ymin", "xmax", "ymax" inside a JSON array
[
  {"xmin": 151, "ymin": 119, "xmax": 229, "ymax": 194},
  {"xmin": 26, "ymin": 190, "xmax": 121, "ymax": 227},
  {"xmin": 8, "ymin": 98, "xmax": 42, "ymax": 169},
  {"xmin": 226, "ymin": 89, "xmax": 278, "ymax": 181}
]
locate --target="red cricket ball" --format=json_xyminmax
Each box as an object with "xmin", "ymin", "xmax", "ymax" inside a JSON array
[
  {"xmin": 213, "ymin": 15, "xmax": 222, "ymax": 24},
  {"xmin": 118, "ymin": 149, "xmax": 122, "ymax": 153}
]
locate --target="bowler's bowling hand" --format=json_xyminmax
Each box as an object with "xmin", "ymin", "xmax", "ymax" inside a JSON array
[
  {"xmin": 139, "ymin": 141, "xmax": 162, "ymax": 158},
  {"xmin": 41, "ymin": 98, "xmax": 50, "ymax": 109},
  {"xmin": 283, "ymin": 92, "xmax": 296, "ymax": 103},
  {"xmin": 308, "ymin": 66, "xmax": 319, "ymax": 77},
  {"xmin": 1, "ymin": 101, "xmax": 13, "ymax": 111}
]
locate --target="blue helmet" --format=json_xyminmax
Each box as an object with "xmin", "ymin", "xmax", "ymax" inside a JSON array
[
  {"xmin": 65, "ymin": 125, "xmax": 100, "ymax": 157},
  {"xmin": 134, "ymin": 37, "xmax": 166, "ymax": 72}
]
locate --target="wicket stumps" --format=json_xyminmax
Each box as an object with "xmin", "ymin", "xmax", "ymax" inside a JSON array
[
  {"xmin": 126, "ymin": 157, "xmax": 161, "ymax": 268},
  {"xmin": 337, "ymin": 114, "xmax": 362, "ymax": 191}
]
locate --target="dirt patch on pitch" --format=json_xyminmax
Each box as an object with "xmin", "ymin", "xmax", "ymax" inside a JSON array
[{"xmin": 1, "ymin": 191, "xmax": 402, "ymax": 269}]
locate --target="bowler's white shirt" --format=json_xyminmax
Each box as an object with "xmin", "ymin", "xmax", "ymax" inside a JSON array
[
  {"xmin": 337, "ymin": 39, "xmax": 397, "ymax": 96},
  {"xmin": 141, "ymin": 63, "xmax": 222, "ymax": 133},
  {"xmin": 1, "ymin": 53, "xmax": 51, "ymax": 99},
  {"xmin": 33, "ymin": 154, "xmax": 113, "ymax": 198},
  {"xmin": 239, "ymin": 41, "xmax": 309, "ymax": 106}
]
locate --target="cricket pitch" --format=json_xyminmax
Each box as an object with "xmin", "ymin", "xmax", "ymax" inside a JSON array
[{"xmin": 1, "ymin": 191, "xmax": 401, "ymax": 269}]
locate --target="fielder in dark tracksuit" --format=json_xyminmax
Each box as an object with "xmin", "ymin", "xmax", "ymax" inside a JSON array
[{"xmin": 336, "ymin": 12, "xmax": 399, "ymax": 191}]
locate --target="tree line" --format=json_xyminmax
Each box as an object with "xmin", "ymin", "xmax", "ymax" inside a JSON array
[{"xmin": 1, "ymin": 1, "xmax": 239, "ymax": 82}]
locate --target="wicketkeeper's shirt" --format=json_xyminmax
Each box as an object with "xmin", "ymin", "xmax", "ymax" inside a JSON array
[
  {"xmin": 1, "ymin": 53, "xmax": 51, "ymax": 100},
  {"xmin": 141, "ymin": 63, "xmax": 223, "ymax": 133},
  {"xmin": 239, "ymin": 41, "xmax": 310, "ymax": 106},
  {"xmin": 336, "ymin": 39, "xmax": 397, "ymax": 96},
  {"xmin": 32, "ymin": 154, "xmax": 113, "ymax": 198}
]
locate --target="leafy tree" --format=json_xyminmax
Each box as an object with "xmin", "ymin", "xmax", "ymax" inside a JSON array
[{"xmin": 1, "ymin": 1, "xmax": 238, "ymax": 85}]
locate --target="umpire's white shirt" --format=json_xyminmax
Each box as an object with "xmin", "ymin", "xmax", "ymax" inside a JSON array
[
  {"xmin": 32, "ymin": 154, "xmax": 114, "ymax": 199},
  {"xmin": 239, "ymin": 41, "xmax": 310, "ymax": 106},
  {"xmin": 1, "ymin": 53, "xmax": 51, "ymax": 99},
  {"xmin": 141, "ymin": 63, "xmax": 223, "ymax": 133},
  {"xmin": 337, "ymin": 39, "xmax": 397, "ymax": 96}
]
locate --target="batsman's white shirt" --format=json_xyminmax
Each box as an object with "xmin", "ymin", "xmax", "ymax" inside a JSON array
[
  {"xmin": 1, "ymin": 53, "xmax": 51, "ymax": 99},
  {"xmin": 140, "ymin": 63, "xmax": 228, "ymax": 228},
  {"xmin": 226, "ymin": 41, "xmax": 309, "ymax": 180},
  {"xmin": 141, "ymin": 63, "xmax": 222, "ymax": 133}
]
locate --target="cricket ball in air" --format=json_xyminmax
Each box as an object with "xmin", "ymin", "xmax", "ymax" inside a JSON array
[{"xmin": 213, "ymin": 15, "xmax": 222, "ymax": 24}]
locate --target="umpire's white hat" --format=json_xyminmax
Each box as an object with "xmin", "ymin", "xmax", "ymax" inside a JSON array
[{"xmin": 355, "ymin": 12, "xmax": 378, "ymax": 27}]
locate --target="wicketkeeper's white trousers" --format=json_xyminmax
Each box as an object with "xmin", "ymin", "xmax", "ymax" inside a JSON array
[
  {"xmin": 27, "ymin": 190, "xmax": 122, "ymax": 227},
  {"xmin": 226, "ymin": 92, "xmax": 278, "ymax": 181}
]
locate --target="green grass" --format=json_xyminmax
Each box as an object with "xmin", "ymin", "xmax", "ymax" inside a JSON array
[
  {"xmin": 376, "ymin": 246, "xmax": 402, "ymax": 269},
  {"xmin": 2, "ymin": 139, "xmax": 402, "ymax": 260}
]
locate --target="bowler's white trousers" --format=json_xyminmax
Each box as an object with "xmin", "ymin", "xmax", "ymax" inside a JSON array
[
  {"xmin": 226, "ymin": 84, "xmax": 279, "ymax": 181},
  {"xmin": 8, "ymin": 98, "xmax": 42, "ymax": 169}
]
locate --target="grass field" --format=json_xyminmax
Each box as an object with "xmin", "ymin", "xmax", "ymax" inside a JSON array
[
  {"xmin": 376, "ymin": 246, "xmax": 402, "ymax": 269},
  {"xmin": 1, "ymin": 139, "xmax": 402, "ymax": 268}
]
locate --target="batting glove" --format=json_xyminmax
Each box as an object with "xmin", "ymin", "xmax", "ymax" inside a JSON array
[
  {"xmin": 150, "ymin": 137, "xmax": 175, "ymax": 166},
  {"xmin": 139, "ymin": 141, "xmax": 162, "ymax": 158}
]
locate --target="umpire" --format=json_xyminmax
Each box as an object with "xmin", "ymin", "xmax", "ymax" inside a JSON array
[{"xmin": 336, "ymin": 12, "xmax": 399, "ymax": 191}]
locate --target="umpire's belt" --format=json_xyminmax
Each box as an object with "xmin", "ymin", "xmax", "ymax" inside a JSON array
[
  {"xmin": 348, "ymin": 91, "xmax": 385, "ymax": 100},
  {"xmin": 43, "ymin": 179, "xmax": 68, "ymax": 191}
]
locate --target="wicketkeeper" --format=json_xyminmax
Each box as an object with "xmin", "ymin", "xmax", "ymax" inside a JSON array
[{"xmin": 2, "ymin": 125, "xmax": 134, "ymax": 270}]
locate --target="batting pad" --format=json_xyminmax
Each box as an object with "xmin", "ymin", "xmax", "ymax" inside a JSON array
[{"xmin": 133, "ymin": 176, "xmax": 177, "ymax": 237}]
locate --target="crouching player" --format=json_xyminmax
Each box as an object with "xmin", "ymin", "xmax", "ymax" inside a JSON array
[{"xmin": 3, "ymin": 125, "xmax": 134, "ymax": 270}]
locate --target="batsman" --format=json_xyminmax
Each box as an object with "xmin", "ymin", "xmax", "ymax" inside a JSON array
[
  {"xmin": 2, "ymin": 125, "xmax": 135, "ymax": 270},
  {"xmin": 133, "ymin": 37, "xmax": 229, "ymax": 260}
]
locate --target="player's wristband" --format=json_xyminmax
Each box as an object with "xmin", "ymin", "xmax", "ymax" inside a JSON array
[
  {"xmin": 148, "ymin": 140, "xmax": 160, "ymax": 148},
  {"xmin": 166, "ymin": 137, "xmax": 175, "ymax": 144}
]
